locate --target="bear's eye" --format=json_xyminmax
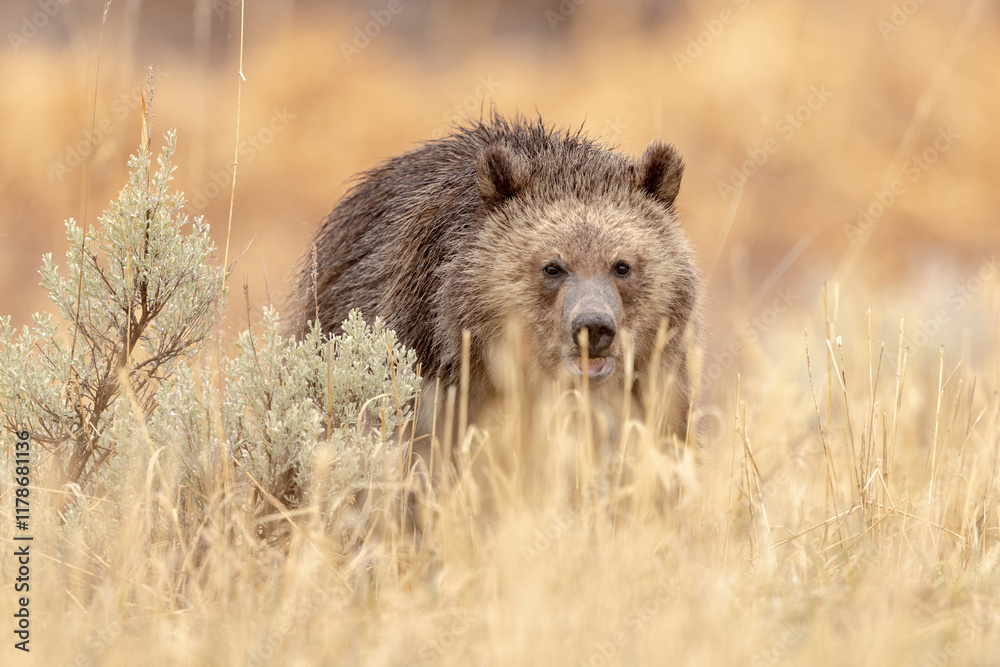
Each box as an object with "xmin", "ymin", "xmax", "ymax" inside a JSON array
[
  {"xmin": 543, "ymin": 263, "xmax": 563, "ymax": 277},
  {"xmin": 614, "ymin": 262, "xmax": 631, "ymax": 277}
]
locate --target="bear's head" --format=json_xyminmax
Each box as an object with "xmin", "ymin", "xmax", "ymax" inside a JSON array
[{"xmin": 451, "ymin": 138, "xmax": 698, "ymax": 404}]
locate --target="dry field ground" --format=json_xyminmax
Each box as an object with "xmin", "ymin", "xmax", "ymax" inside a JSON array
[{"xmin": 1, "ymin": 0, "xmax": 999, "ymax": 665}]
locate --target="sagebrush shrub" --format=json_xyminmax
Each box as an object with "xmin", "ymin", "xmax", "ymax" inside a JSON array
[
  {"xmin": 0, "ymin": 132, "xmax": 421, "ymax": 547},
  {"xmin": 221, "ymin": 307, "xmax": 420, "ymax": 516},
  {"xmin": 0, "ymin": 131, "xmax": 223, "ymax": 488}
]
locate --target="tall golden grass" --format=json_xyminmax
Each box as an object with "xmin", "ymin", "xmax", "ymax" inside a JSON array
[
  {"xmin": 3, "ymin": 282, "xmax": 998, "ymax": 665},
  {"xmin": 1, "ymin": 0, "xmax": 999, "ymax": 664}
]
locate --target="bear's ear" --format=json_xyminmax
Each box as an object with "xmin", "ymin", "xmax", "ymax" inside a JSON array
[
  {"xmin": 636, "ymin": 141, "xmax": 684, "ymax": 208},
  {"xmin": 476, "ymin": 143, "xmax": 529, "ymax": 208}
]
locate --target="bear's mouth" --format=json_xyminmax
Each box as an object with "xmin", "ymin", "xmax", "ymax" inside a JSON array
[{"xmin": 564, "ymin": 355, "xmax": 615, "ymax": 380}]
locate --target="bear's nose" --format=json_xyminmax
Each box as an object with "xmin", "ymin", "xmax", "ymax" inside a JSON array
[{"xmin": 572, "ymin": 314, "xmax": 617, "ymax": 357}]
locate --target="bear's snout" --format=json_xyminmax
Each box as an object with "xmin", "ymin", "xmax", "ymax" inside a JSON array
[
  {"xmin": 571, "ymin": 313, "xmax": 616, "ymax": 357},
  {"xmin": 561, "ymin": 275, "xmax": 620, "ymax": 379}
]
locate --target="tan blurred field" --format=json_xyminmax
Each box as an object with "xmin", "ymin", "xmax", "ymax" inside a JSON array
[{"xmin": 1, "ymin": 0, "xmax": 1000, "ymax": 665}]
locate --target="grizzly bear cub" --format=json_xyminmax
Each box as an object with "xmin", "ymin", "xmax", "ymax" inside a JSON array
[{"xmin": 291, "ymin": 112, "xmax": 701, "ymax": 446}]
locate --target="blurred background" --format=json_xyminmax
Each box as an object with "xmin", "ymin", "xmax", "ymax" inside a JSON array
[{"xmin": 1, "ymin": 0, "xmax": 997, "ymax": 372}]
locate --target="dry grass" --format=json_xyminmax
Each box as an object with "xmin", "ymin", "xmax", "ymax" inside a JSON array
[
  {"xmin": 3, "ymin": 286, "xmax": 998, "ymax": 665},
  {"xmin": 2, "ymin": 0, "xmax": 1000, "ymax": 664}
]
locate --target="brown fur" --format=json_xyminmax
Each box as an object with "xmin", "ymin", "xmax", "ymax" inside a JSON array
[{"xmin": 290, "ymin": 112, "xmax": 701, "ymax": 442}]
